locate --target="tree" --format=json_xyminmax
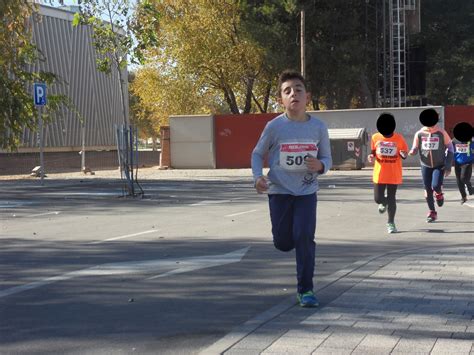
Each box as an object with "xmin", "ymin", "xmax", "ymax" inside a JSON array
[
  {"xmin": 302, "ymin": 0, "xmax": 370, "ymax": 109},
  {"xmin": 130, "ymin": 64, "xmax": 219, "ymax": 135},
  {"xmin": 240, "ymin": 0, "xmax": 373, "ymax": 110},
  {"xmin": 140, "ymin": 0, "xmax": 271, "ymax": 114},
  {"xmin": 128, "ymin": 71, "xmax": 158, "ymax": 150},
  {"xmin": 0, "ymin": 0, "xmax": 67, "ymax": 150},
  {"xmin": 73, "ymin": 0, "xmax": 159, "ymax": 127},
  {"xmin": 239, "ymin": 0, "xmax": 300, "ymax": 112},
  {"xmin": 73, "ymin": 0, "xmax": 159, "ymax": 195},
  {"xmin": 412, "ymin": 0, "xmax": 474, "ymax": 105}
]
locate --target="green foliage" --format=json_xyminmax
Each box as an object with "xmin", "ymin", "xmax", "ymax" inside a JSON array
[
  {"xmin": 73, "ymin": 0, "xmax": 159, "ymax": 70},
  {"xmin": 0, "ymin": 1, "xmax": 68, "ymax": 150},
  {"xmin": 73, "ymin": 0, "xmax": 160, "ymax": 126},
  {"xmin": 136, "ymin": 0, "xmax": 280, "ymax": 115},
  {"xmin": 130, "ymin": 0, "xmax": 473, "ymax": 124},
  {"xmin": 239, "ymin": 0, "xmax": 299, "ymax": 110},
  {"xmin": 412, "ymin": 0, "xmax": 474, "ymax": 105}
]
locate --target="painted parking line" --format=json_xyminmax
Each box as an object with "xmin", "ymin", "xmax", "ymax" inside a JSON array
[
  {"xmin": 0, "ymin": 201, "xmax": 34, "ymax": 208},
  {"xmin": 47, "ymin": 191, "xmax": 120, "ymax": 197},
  {"xmin": 89, "ymin": 229, "xmax": 160, "ymax": 244},
  {"xmin": 189, "ymin": 197, "xmax": 246, "ymax": 207},
  {"xmin": 28, "ymin": 211, "xmax": 61, "ymax": 218},
  {"xmin": 0, "ymin": 247, "xmax": 250, "ymax": 299},
  {"xmin": 190, "ymin": 200, "xmax": 232, "ymax": 206},
  {"xmin": 225, "ymin": 210, "xmax": 258, "ymax": 217}
]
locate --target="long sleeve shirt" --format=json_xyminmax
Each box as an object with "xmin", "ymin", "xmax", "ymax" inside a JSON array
[
  {"xmin": 411, "ymin": 125, "xmax": 454, "ymax": 168},
  {"xmin": 251, "ymin": 113, "xmax": 332, "ymax": 195},
  {"xmin": 453, "ymin": 138, "xmax": 474, "ymax": 165}
]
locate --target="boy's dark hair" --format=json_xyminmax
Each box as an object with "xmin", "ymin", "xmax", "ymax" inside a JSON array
[{"xmin": 277, "ymin": 70, "xmax": 307, "ymax": 97}]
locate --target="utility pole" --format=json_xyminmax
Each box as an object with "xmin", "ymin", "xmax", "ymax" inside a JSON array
[{"xmin": 300, "ymin": 9, "xmax": 305, "ymax": 78}]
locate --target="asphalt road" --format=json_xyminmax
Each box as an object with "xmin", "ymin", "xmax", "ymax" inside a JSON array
[{"xmin": 0, "ymin": 169, "xmax": 472, "ymax": 354}]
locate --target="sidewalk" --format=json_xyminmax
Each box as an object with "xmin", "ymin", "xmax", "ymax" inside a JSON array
[{"xmin": 205, "ymin": 245, "xmax": 474, "ymax": 355}]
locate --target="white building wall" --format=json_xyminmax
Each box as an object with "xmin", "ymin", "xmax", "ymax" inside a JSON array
[
  {"xmin": 170, "ymin": 115, "xmax": 215, "ymax": 169},
  {"xmin": 19, "ymin": 5, "xmax": 128, "ymax": 151},
  {"xmin": 309, "ymin": 106, "xmax": 445, "ymax": 167}
]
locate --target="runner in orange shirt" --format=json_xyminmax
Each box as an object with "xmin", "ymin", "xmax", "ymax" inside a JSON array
[{"xmin": 368, "ymin": 113, "xmax": 408, "ymax": 233}]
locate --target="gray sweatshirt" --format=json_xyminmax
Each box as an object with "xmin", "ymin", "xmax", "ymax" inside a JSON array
[
  {"xmin": 411, "ymin": 125, "xmax": 454, "ymax": 168},
  {"xmin": 251, "ymin": 113, "xmax": 332, "ymax": 195}
]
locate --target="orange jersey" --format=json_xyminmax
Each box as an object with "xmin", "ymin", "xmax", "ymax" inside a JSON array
[{"xmin": 371, "ymin": 132, "xmax": 408, "ymax": 184}]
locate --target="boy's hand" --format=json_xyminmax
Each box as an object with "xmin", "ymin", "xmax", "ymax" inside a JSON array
[
  {"xmin": 408, "ymin": 148, "xmax": 417, "ymax": 156},
  {"xmin": 367, "ymin": 154, "xmax": 374, "ymax": 163},
  {"xmin": 305, "ymin": 155, "xmax": 323, "ymax": 173},
  {"xmin": 255, "ymin": 176, "xmax": 268, "ymax": 194}
]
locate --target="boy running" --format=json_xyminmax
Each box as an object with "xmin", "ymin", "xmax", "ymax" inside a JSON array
[
  {"xmin": 368, "ymin": 113, "xmax": 408, "ymax": 233},
  {"xmin": 251, "ymin": 70, "xmax": 332, "ymax": 307},
  {"xmin": 408, "ymin": 108, "xmax": 454, "ymax": 222},
  {"xmin": 452, "ymin": 122, "xmax": 474, "ymax": 204}
]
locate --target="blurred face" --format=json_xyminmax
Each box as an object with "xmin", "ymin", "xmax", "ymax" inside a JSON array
[
  {"xmin": 278, "ymin": 79, "xmax": 310, "ymax": 115},
  {"xmin": 376, "ymin": 114, "xmax": 396, "ymax": 137}
]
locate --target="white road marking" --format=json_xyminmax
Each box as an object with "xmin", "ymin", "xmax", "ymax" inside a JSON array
[
  {"xmin": 189, "ymin": 197, "xmax": 245, "ymax": 207},
  {"xmin": 0, "ymin": 201, "xmax": 33, "ymax": 208},
  {"xmin": 89, "ymin": 229, "xmax": 159, "ymax": 244},
  {"xmin": 28, "ymin": 211, "xmax": 60, "ymax": 218},
  {"xmin": 225, "ymin": 210, "xmax": 257, "ymax": 217},
  {"xmin": 47, "ymin": 191, "xmax": 119, "ymax": 196},
  {"xmin": 147, "ymin": 247, "xmax": 250, "ymax": 279},
  {"xmin": 0, "ymin": 247, "xmax": 250, "ymax": 299},
  {"xmin": 190, "ymin": 199, "xmax": 231, "ymax": 206},
  {"xmin": 464, "ymin": 202, "xmax": 474, "ymax": 208}
]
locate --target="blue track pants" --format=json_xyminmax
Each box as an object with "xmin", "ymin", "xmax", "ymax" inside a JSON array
[
  {"xmin": 268, "ymin": 193, "xmax": 317, "ymax": 294},
  {"xmin": 421, "ymin": 165, "xmax": 444, "ymax": 211}
]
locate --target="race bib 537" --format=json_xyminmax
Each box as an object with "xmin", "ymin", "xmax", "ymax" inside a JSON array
[{"xmin": 376, "ymin": 141, "xmax": 397, "ymax": 157}]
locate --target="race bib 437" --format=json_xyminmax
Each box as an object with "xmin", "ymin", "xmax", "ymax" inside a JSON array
[
  {"xmin": 455, "ymin": 144, "xmax": 468, "ymax": 154},
  {"xmin": 421, "ymin": 137, "xmax": 440, "ymax": 150}
]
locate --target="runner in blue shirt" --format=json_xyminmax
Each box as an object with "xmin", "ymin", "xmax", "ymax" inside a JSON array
[{"xmin": 452, "ymin": 122, "xmax": 474, "ymax": 204}]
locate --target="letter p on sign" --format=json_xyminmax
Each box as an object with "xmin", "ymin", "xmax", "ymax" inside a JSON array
[{"xmin": 34, "ymin": 83, "xmax": 47, "ymax": 106}]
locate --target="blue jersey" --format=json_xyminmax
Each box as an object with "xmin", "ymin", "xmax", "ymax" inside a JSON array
[
  {"xmin": 453, "ymin": 139, "xmax": 474, "ymax": 165},
  {"xmin": 251, "ymin": 113, "xmax": 332, "ymax": 195}
]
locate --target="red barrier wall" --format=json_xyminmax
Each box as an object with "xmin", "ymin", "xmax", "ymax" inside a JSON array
[
  {"xmin": 444, "ymin": 106, "xmax": 474, "ymax": 137},
  {"xmin": 215, "ymin": 113, "xmax": 279, "ymax": 168},
  {"xmin": 214, "ymin": 106, "xmax": 473, "ymax": 169}
]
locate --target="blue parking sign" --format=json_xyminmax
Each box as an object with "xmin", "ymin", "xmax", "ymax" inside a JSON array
[{"xmin": 34, "ymin": 83, "xmax": 47, "ymax": 106}]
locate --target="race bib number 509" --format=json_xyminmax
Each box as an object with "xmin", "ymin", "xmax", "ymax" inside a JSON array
[{"xmin": 280, "ymin": 143, "xmax": 318, "ymax": 171}]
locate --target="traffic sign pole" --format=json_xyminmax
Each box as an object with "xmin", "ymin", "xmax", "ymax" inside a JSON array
[
  {"xmin": 34, "ymin": 83, "xmax": 47, "ymax": 185},
  {"xmin": 38, "ymin": 108, "xmax": 44, "ymax": 185}
]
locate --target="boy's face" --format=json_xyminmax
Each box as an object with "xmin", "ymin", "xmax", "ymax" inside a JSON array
[{"xmin": 278, "ymin": 79, "xmax": 310, "ymax": 114}]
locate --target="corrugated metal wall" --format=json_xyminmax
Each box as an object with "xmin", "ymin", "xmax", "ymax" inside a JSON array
[{"xmin": 21, "ymin": 5, "xmax": 128, "ymax": 150}]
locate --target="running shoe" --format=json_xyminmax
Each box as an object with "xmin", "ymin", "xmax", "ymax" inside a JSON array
[
  {"xmin": 387, "ymin": 223, "xmax": 397, "ymax": 233},
  {"xmin": 297, "ymin": 291, "xmax": 319, "ymax": 308},
  {"xmin": 426, "ymin": 210, "xmax": 437, "ymax": 223},
  {"xmin": 378, "ymin": 204, "xmax": 387, "ymax": 214},
  {"xmin": 435, "ymin": 192, "xmax": 444, "ymax": 207},
  {"xmin": 461, "ymin": 196, "xmax": 467, "ymax": 205}
]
